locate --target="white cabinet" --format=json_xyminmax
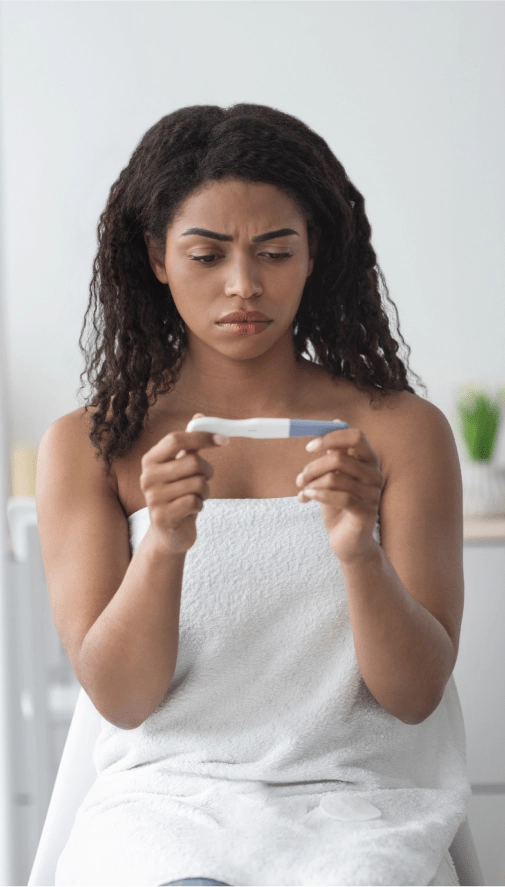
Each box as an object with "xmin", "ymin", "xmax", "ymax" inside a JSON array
[
  {"xmin": 454, "ymin": 536, "xmax": 505, "ymax": 885},
  {"xmin": 466, "ymin": 794, "xmax": 505, "ymax": 887},
  {"xmin": 455, "ymin": 541, "xmax": 505, "ymax": 785}
]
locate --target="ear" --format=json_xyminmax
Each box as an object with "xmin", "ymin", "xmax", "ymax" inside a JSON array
[{"xmin": 144, "ymin": 232, "xmax": 168, "ymax": 284}]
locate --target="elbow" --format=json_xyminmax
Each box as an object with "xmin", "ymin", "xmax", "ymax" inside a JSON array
[
  {"xmin": 93, "ymin": 699, "xmax": 152, "ymax": 731},
  {"xmin": 397, "ymin": 648, "xmax": 455, "ymax": 725},
  {"xmin": 104, "ymin": 692, "xmax": 160, "ymax": 729},
  {"xmin": 102, "ymin": 713, "xmax": 144, "ymax": 731},
  {"xmin": 397, "ymin": 708, "xmax": 434, "ymax": 726},
  {"xmin": 377, "ymin": 650, "xmax": 456, "ymax": 726},
  {"xmin": 80, "ymin": 679, "xmax": 153, "ymax": 730},
  {"xmin": 399, "ymin": 688, "xmax": 446, "ymax": 726},
  {"xmin": 78, "ymin": 655, "xmax": 169, "ymax": 730}
]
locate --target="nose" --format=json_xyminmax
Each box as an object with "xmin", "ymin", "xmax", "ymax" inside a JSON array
[{"xmin": 223, "ymin": 253, "xmax": 263, "ymax": 300}]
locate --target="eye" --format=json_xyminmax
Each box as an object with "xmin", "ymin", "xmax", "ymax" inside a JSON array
[
  {"xmin": 189, "ymin": 252, "xmax": 292, "ymax": 265},
  {"xmin": 190, "ymin": 255, "xmax": 220, "ymax": 264}
]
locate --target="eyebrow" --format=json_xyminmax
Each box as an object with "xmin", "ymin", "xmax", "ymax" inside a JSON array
[{"xmin": 180, "ymin": 227, "xmax": 300, "ymax": 243}]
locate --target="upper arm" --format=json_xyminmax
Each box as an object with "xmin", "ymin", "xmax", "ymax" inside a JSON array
[
  {"xmin": 35, "ymin": 409, "xmax": 131, "ymax": 689},
  {"xmin": 377, "ymin": 394, "xmax": 464, "ymax": 672}
]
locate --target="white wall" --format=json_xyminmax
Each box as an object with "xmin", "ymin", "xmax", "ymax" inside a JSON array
[
  {"xmin": 0, "ymin": 137, "xmax": 16, "ymax": 887},
  {"xmin": 1, "ymin": 0, "xmax": 504, "ymax": 465}
]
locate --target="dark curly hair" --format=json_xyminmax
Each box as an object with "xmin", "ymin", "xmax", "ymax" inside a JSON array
[{"xmin": 77, "ymin": 103, "xmax": 427, "ymax": 476}]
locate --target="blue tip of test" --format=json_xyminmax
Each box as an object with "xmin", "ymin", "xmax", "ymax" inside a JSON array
[{"xmin": 289, "ymin": 420, "xmax": 348, "ymax": 437}]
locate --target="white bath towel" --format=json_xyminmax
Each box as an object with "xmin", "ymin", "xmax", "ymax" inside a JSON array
[{"xmin": 56, "ymin": 497, "xmax": 470, "ymax": 886}]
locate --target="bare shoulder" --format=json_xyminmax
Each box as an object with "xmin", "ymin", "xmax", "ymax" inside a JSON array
[
  {"xmin": 359, "ymin": 389, "xmax": 455, "ymax": 483},
  {"xmin": 305, "ymin": 371, "xmax": 450, "ymax": 483},
  {"xmin": 38, "ymin": 405, "xmax": 119, "ymax": 495}
]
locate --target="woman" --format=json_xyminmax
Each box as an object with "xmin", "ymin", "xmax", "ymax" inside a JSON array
[{"xmin": 36, "ymin": 104, "xmax": 470, "ymax": 886}]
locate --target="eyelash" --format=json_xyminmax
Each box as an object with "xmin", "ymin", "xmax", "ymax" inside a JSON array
[{"xmin": 190, "ymin": 252, "xmax": 292, "ymax": 265}]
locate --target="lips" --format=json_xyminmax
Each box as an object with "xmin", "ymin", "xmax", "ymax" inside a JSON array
[{"xmin": 217, "ymin": 312, "xmax": 271, "ymax": 323}]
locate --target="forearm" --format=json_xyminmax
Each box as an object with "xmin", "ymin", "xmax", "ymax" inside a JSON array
[
  {"xmin": 340, "ymin": 542, "xmax": 456, "ymax": 724},
  {"xmin": 79, "ymin": 526, "xmax": 186, "ymax": 730}
]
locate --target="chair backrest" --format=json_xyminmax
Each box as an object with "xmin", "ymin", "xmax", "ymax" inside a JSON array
[
  {"xmin": 27, "ymin": 687, "xmax": 102, "ymax": 886},
  {"xmin": 448, "ymin": 816, "xmax": 485, "ymax": 886},
  {"xmin": 28, "ymin": 686, "xmax": 486, "ymax": 887}
]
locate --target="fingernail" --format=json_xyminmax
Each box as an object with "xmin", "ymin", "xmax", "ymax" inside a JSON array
[
  {"xmin": 306, "ymin": 439, "xmax": 320, "ymax": 451},
  {"xmin": 213, "ymin": 434, "xmax": 230, "ymax": 445}
]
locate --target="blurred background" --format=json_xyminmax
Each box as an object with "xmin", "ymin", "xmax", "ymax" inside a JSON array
[{"xmin": 0, "ymin": 1, "xmax": 504, "ymax": 884}]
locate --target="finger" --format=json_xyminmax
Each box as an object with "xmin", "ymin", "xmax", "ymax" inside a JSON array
[
  {"xmin": 303, "ymin": 471, "xmax": 382, "ymax": 503},
  {"xmin": 157, "ymin": 474, "xmax": 210, "ymax": 505},
  {"xmin": 146, "ymin": 429, "xmax": 227, "ymax": 466},
  {"xmin": 306, "ymin": 427, "xmax": 377, "ymax": 465},
  {"xmin": 299, "ymin": 451, "xmax": 383, "ymax": 488},
  {"xmin": 147, "ymin": 452, "xmax": 214, "ymax": 483},
  {"xmin": 300, "ymin": 485, "xmax": 365, "ymax": 510},
  {"xmin": 176, "ymin": 414, "xmax": 206, "ymax": 460},
  {"xmin": 301, "ymin": 478, "xmax": 380, "ymax": 509}
]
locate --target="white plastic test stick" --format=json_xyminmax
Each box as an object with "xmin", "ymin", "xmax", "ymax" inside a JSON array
[{"xmin": 185, "ymin": 417, "xmax": 349, "ymax": 438}]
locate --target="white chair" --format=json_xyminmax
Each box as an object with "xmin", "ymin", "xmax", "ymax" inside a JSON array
[
  {"xmin": 27, "ymin": 687, "xmax": 101, "ymax": 886},
  {"xmin": 27, "ymin": 686, "xmax": 486, "ymax": 887}
]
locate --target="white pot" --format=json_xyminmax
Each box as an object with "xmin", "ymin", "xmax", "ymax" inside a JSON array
[{"xmin": 462, "ymin": 461, "xmax": 505, "ymax": 518}]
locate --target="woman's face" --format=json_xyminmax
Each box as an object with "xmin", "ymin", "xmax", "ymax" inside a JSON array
[{"xmin": 145, "ymin": 177, "xmax": 316, "ymax": 356}]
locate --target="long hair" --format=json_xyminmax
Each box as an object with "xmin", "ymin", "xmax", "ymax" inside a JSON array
[{"xmin": 77, "ymin": 103, "xmax": 427, "ymax": 476}]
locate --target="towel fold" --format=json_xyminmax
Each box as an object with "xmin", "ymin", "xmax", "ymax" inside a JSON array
[{"xmin": 56, "ymin": 498, "xmax": 470, "ymax": 886}]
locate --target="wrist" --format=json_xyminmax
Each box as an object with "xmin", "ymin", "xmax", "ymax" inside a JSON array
[
  {"xmin": 143, "ymin": 525, "xmax": 189, "ymax": 561},
  {"xmin": 337, "ymin": 538, "xmax": 382, "ymax": 570}
]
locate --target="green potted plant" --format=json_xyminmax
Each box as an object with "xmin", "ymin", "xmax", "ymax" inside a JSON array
[{"xmin": 456, "ymin": 385, "xmax": 505, "ymax": 518}]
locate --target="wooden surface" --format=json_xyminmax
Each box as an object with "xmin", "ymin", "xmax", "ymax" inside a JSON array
[{"xmin": 464, "ymin": 517, "xmax": 505, "ymax": 541}]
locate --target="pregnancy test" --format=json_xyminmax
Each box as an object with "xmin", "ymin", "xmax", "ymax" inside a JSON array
[{"xmin": 185, "ymin": 417, "xmax": 349, "ymax": 438}]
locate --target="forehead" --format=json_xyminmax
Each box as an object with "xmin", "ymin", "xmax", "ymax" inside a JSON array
[{"xmin": 172, "ymin": 178, "xmax": 305, "ymax": 226}]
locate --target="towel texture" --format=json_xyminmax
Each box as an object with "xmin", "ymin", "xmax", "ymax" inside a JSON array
[{"xmin": 56, "ymin": 497, "xmax": 470, "ymax": 886}]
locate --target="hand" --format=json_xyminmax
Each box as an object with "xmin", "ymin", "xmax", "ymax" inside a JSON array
[
  {"xmin": 140, "ymin": 413, "xmax": 228, "ymax": 554},
  {"xmin": 295, "ymin": 424, "xmax": 384, "ymax": 564}
]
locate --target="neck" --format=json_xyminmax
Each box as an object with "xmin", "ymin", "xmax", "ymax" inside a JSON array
[{"xmin": 166, "ymin": 336, "xmax": 317, "ymax": 418}]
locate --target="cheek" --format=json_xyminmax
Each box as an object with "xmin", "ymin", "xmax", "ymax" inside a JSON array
[
  {"xmin": 289, "ymin": 254, "xmax": 312, "ymax": 283},
  {"xmin": 267, "ymin": 258, "xmax": 309, "ymax": 292},
  {"xmin": 165, "ymin": 264, "xmax": 206, "ymax": 310},
  {"xmin": 165, "ymin": 258, "xmax": 195, "ymax": 289},
  {"xmin": 166, "ymin": 276, "xmax": 215, "ymax": 327}
]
